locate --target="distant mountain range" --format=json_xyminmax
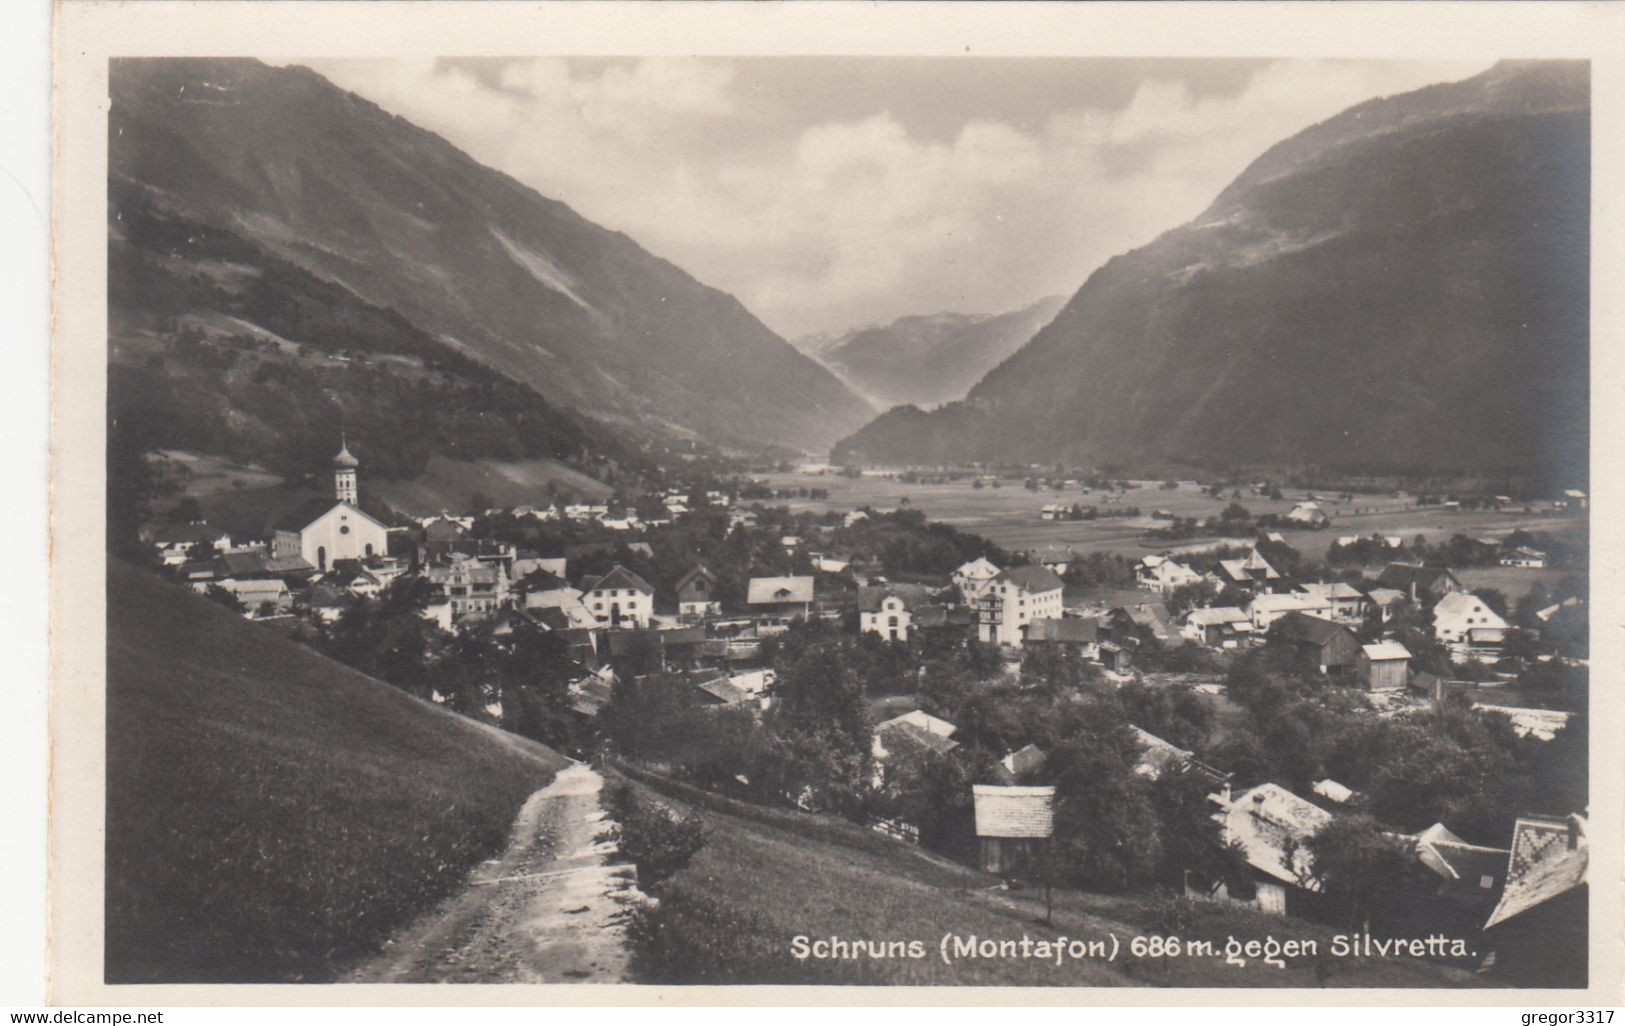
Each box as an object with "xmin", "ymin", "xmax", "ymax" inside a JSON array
[
  {"xmin": 109, "ymin": 58, "xmax": 873, "ymax": 468},
  {"xmin": 836, "ymin": 61, "xmax": 1589, "ymax": 482},
  {"xmin": 795, "ymin": 295, "xmax": 1067, "ymax": 411}
]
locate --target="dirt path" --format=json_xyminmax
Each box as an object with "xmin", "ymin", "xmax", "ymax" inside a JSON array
[{"xmin": 349, "ymin": 763, "xmax": 642, "ymax": 984}]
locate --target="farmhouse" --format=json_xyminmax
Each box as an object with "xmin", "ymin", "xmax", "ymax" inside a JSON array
[
  {"xmin": 1023, "ymin": 616, "xmax": 1099, "ymax": 659},
  {"xmin": 1136, "ymin": 555, "xmax": 1203, "ymax": 594},
  {"xmin": 1297, "ymin": 581, "xmax": 1366, "ymax": 622},
  {"xmin": 1286, "ymin": 501, "xmax": 1329, "ymax": 527},
  {"xmin": 1208, "ymin": 549, "xmax": 1282, "ymax": 593},
  {"xmin": 1197, "ymin": 783, "xmax": 1331, "ymax": 916},
  {"xmin": 858, "ymin": 585, "xmax": 913, "ymax": 642},
  {"xmin": 976, "ymin": 565, "xmax": 1065, "ymax": 647},
  {"xmin": 1432, "ymin": 591, "xmax": 1509, "ymax": 657},
  {"xmin": 1483, "ymin": 813, "xmax": 1588, "ymax": 987},
  {"xmin": 674, "ymin": 564, "xmax": 722, "ymax": 619},
  {"xmin": 1499, "ymin": 547, "xmax": 1548, "ymax": 569},
  {"xmin": 1182, "ymin": 606, "xmax": 1254, "ymax": 648},
  {"xmin": 952, "ymin": 556, "xmax": 1002, "ymax": 603},
  {"xmin": 1376, "ymin": 563, "xmax": 1462, "ymax": 605},
  {"xmin": 1274, "ymin": 612, "xmax": 1361, "ymax": 678},
  {"xmin": 747, "ymin": 575, "xmax": 815, "ymax": 628},
  {"xmin": 581, "ymin": 565, "xmax": 655, "ymax": 629}
]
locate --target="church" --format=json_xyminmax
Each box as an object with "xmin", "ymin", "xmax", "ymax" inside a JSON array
[{"xmin": 269, "ymin": 439, "xmax": 390, "ymax": 572}]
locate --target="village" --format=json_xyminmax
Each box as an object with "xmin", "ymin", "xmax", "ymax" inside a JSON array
[{"xmin": 139, "ymin": 440, "xmax": 1589, "ymax": 987}]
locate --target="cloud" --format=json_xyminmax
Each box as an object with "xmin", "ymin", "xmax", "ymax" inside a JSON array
[{"xmin": 297, "ymin": 56, "xmax": 1487, "ymax": 337}]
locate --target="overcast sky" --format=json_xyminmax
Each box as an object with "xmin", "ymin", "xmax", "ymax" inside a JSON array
[{"xmin": 299, "ymin": 56, "xmax": 1488, "ymax": 339}]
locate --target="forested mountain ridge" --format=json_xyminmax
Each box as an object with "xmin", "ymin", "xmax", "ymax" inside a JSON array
[{"xmin": 835, "ymin": 61, "xmax": 1589, "ymax": 483}]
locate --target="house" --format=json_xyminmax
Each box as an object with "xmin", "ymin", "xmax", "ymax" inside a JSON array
[
  {"xmin": 269, "ymin": 441, "xmax": 390, "ymax": 573},
  {"xmin": 746, "ymin": 575, "xmax": 815, "ymax": 629},
  {"xmin": 152, "ymin": 522, "xmax": 234, "ymax": 566},
  {"xmin": 1312, "ymin": 779, "xmax": 1359, "ymax": 806},
  {"xmin": 1039, "ymin": 503, "xmax": 1068, "ymax": 521},
  {"xmin": 519, "ymin": 574, "xmax": 598, "ymax": 635},
  {"xmin": 317, "ymin": 563, "xmax": 385, "ymax": 599},
  {"xmin": 1208, "ymin": 550, "xmax": 1282, "ymax": 593},
  {"xmin": 971, "ymin": 785, "xmax": 1055, "ymax": 877},
  {"xmin": 581, "ymin": 565, "xmax": 655, "ymax": 630},
  {"xmin": 1432, "ymin": 591, "xmax": 1509, "ymax": 657},
  {"xmin": 952, "ymin": 556, "xmax": 1002, "ymax": 604},
  {"xmin": 1403, "ymin": 822, "xmax": 1509, "ymax": 912},
  {"xmin": 1297, "ymin": 581, "xmax": 1366, "ymax": 623},
  {"xmin": 1023, "ymin": 617, "xmax": 1099, "ymax": 659},
  {"xmin": 1365, "ymin": 587, "xmax": 1409, "ymax": 623},
  {"xmin": 212, "ymin": 577, "xmax": 292, "ymax": 615},
  {"xmin": 1182, "ymin": 606, "xmax": 1253, "ymax": 648},
  {"xmin": 858, "ymin": 586, "xmax": 913, "ymax": 642},
  {"xmin": 997, "ymin": 743, "xmax": 1047, "ymax": 781},
  {"xmin": 1376, "ymin": 563, "xmax": 1462, "ymax": 605},
  {"xmin": 303, "ymin": 583, "xmax": 354, "ymax": 624},
  {"xmin": 1286, "ymin": 501, "xmax": 1330, "ymax": 527},
  {"xmin": 695, "ymin": 676, "xmax": 754, "ymax": 707},
  {"xmin": 1243, "ymin": 592, "xmax": 1320, "ymax": 632},
  {"xmin": 976, "ymin": 565, "xmax": 1065, "ymax": 647},
  {"xmin": 1273, "ymin": 612, "xmax": 1361, "ymax": 678},
  {"xmin": 1357, "ymin": 641, "xmax": 1412, "ymax": 691},
  {"xmin": 1130, "ymin": 726, "xmax": 1192, "ymax": 780},
  {"xmin": 1483, "ymin": 813, "xmax": 1588, "ymax": 987},
  {"xmin": 425, "ymin": 554, "xmax": 510, "ymax": 621},
  {"xmin": 674, "ymin": 565, "xmax": 723, "ymax": 619},
  {"xmin": 1499, "ymin": 547, "xmax": 1548, "ymax": 569},
  {"xmin": 1104, "ymin": 602, "xmax": 1178, "ymax": 646},
  {"xmin": 1097, "ymin": 639, "xmax": 1131, "ymax": 673},
  {"xmin": 1031, "ymin": 545, "xmax": 1074, "ymax": 573},
  {"xmin": 1559, "ymin": 489, "xmax": 1587, "ymax": 512},
  {"xmin": 1136, "ymin": 555, "xmax": 1204, "ymax": 594},
  {"xmin": 1196, "ymin": 783, "xmax": 1331, "ymax": 916}
]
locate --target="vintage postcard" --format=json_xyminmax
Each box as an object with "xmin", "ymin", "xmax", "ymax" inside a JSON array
[{"xmin": 47, "ymin": 0, "xmax": 1624, "ymax": 1007}]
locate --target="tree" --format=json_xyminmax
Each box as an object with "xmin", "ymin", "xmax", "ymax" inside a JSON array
[
  {"xmin": 1307, "ymin": 814, "xmax": 1426, "ymax": 929},
  {"xmin": 1047, "ymin": 722, "xmax": 1163, "ymax": 891},
  {"xmin": 1150, "ymin": 767, "xmax": 1250, "ymax": 891}
]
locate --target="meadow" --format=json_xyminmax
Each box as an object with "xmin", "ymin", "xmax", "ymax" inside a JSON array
[
  {"xmin": 105, "ymin": 561, "xmax": 571, "ymax": 982},
  {"xmin": 755, "ymin": 470, "xmax": 1582, "ymax": 561}
]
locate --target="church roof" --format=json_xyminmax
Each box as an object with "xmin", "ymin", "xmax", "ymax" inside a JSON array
[
  {"xmin": 333, "ymin": 439, "xmax": 359, "ymax": 468},
  {"xmin": 272, "ymin": 498, "xmax": 386, "ymax": 534}
]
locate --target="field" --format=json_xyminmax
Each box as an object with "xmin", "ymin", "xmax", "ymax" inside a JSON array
[
  {"xmin": 616, "ymin": 766, "xmax": 1488, "ymax": 988},
  {"xmin": 1454, "ymin": 566, "xmax": 1586, "ymax": 604},
  {"xmin": 756, "ymin": 470, "xmax": 1583, "ymax": 561},
  {"xmin": 105, "ymin": 561, "xmax": 571, "ymax": 982}
]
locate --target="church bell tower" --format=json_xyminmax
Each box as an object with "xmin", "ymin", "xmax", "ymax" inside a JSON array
[{"xmin": 333, "ymin": 436, "xmax": 359, "ymax": 505}]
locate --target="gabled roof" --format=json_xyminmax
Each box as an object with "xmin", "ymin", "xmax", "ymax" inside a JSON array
[
  {"xmin": 1433, "ymin": 591, "xmax": 1510, "ymax": 630},
  {"xmin": 858, "ymin": 585, "xmax": 910, "ymax": 613},
  {"xmin": 581, "ymin": 564, "xmax": 654, "ymax": 595},
  {"xmin": 272, "ymin": 498, "xmax": 387, "ymax": 534},
  {"xmin": 1376, "ymin": 563, "xmax": 1460, "ymax": 592},
  {"xmin": 1131, "ymin": 726, "xmax": 1191, "ymax": 779},
  {"xmin": 1276, "ymin": 611, "xmax": 1355, "ymax": 647},
  {"xmin": 747, "ymin": 576, "xmax": 814, "ymax": 605},
  {"xmin": 1025, "ymin": 617, "xmax": 1098, "ymax": 644},
  {"xmin": 1485, "ymin": 814, "xmax": 1588, "ymax": 929},
  {"xmin": 519, "ymin": 569, "xmax": 572, "ymax": 593},
  {"xmin": 972, "ymin": 785, "xmax": 1055, "ymax": 839},
  {"xmin": 674, "ymin": 564, "xmax": 718, "ymax": 595},
  {"xmin": 1212, "ymin": 783, "xmax": 1332, "ymax": 888},
  {"xmin": 954, "ymin": 556, "xmax": 1002, "ymax": 580},
  {"xmin": 876, "ymin": 720, "xmax": 960, "ymax": 756},
  {"xmin": 1300, "ymin": 581, "xmax": 1364, "ymax": 601},
  {"xmin": 696, "ymin": 677, "xmax": 753, "ymax": 705},
  {"xmin": 1000, "ymin": 743, "xmax": 1047, "ymax": 778},
  {"xmin": 1185, "ymin": 606, "xmax": 1251, "ymax": 628},
  {"xmin": 1361, "ymin": 641, "xmax": 1412, "ymax": 662},
  {"xmin": 1313, "ymin": 779, "xmax": 1357, "ymax": 804},
  {"xmin": 877, "ymin": 709, "xmax": 957, "ymax": 739},
  {"xmin": 1406, "ymin": 823, "xmax": 1509, "ymax": 887},
  {"xmin": 998, "ymin": 564, "xmax": 1065, "ymax": 594},
  {"xmin": 1366, "ymin": 587, "xmax": 1408, "ymax": 606}
]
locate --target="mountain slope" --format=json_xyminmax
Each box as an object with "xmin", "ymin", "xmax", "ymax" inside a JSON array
[
  {"xmin": 802, "ymin": 295, "xmax": 1066, "ymax": 410},
  {"xmin": 105, "ymin": 560, "xmax": 571, "ymax": 982},
  {"xmin": 109, "ymin": 58, "xmax": 872, "ymax": 453},
  {"xmin": 835, "ymin": 61, "xmax": 1589, "ymax": 481}
]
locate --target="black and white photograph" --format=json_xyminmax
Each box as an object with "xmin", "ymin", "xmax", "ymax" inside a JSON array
[{"xmin": 35, "ymin": 1, "xmax": 1624, "ymax": 1008}]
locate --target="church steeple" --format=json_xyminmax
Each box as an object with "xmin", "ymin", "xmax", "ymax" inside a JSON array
[{"xmin": 333, "ymin": 435, "xmax": 359, "ymax": 504}]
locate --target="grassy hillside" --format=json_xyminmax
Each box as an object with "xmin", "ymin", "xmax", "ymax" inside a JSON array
[
  {"xmin": 615, "ymin": 767, "xmax": 1490, "ymax": 988},
  {"xmin": 105, "ymin": 561, "xmax": 571, "ymax": 983}
]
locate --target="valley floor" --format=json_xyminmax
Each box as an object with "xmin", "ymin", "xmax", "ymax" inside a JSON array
[{"xmin": 347, "ymin": 764, "xmax": 641, "ymax": 985}]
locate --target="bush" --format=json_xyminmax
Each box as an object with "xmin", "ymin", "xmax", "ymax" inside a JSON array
[{"xmin": 605, "ymin": 782, "xmax": 707, "ymax": 889}]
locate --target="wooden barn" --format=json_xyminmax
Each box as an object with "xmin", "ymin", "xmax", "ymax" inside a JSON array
[{"xmin": 972, "ymin": 785, "xmax": 1054, "ymax": 877}]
